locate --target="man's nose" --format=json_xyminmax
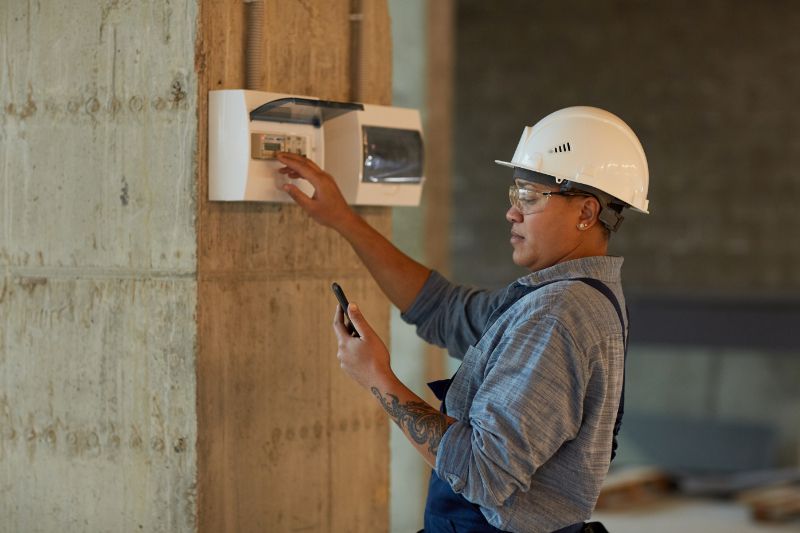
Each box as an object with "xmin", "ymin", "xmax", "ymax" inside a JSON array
[{"xmin": 506, "ymin": 206, "xmax": 522, "ymax": 223}]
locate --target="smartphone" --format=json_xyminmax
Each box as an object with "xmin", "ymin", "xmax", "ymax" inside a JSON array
[{"xmin": 331, "ymin": 282, "xmax": 359, "ymax": 337}]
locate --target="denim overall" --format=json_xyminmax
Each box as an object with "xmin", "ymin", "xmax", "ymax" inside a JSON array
[{"xmin": 421, "ymin": 278, "xmax": 627, "ymax": 533}]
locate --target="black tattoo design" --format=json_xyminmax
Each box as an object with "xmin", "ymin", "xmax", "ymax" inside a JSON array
[{"xmin": 371, "ymin": 387, "xmax": 453, "ymax": 455}]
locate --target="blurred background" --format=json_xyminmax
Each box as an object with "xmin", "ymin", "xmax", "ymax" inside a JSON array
[{"xmin": 389, "ymin": 1, "xmax": 800, "ymax": 532}]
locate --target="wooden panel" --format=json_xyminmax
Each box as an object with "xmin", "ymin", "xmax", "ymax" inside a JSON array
[{"xmin": 196, "ymin": 1, "xmax": 392, "ymax": 531}]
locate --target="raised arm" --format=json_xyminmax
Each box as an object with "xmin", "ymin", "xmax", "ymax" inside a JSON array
[{"xmin": 277, "ymin": 152, "xmax": 430, "ymax": 312}]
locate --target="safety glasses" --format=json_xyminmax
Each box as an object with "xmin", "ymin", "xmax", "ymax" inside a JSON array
[{"xmin": 508, "ymin": 179, "xmax": 592, "ymax": 215}]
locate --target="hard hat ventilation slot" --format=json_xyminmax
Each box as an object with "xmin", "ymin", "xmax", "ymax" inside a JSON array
[{"xmin": 549, "ymin": 142, "xmax": 572, "ymax": 154}]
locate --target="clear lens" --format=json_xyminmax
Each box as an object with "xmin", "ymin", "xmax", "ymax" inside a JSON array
[
  {"xmin": 508, "ymin": 185, "xmax": 549, "ymax": 214},
  {"xmin": 509, "ymin": 180, "xmax": 594, "ymax": 214}
]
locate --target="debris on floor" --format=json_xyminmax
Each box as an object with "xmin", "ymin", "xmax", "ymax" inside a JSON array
[
  {"xmin": 738, "ymin": 484, "xmax": 800, "ymax": 523},
  {"xmin": 596, "ymin": 467, "xmax": 675, "ymax": 510}
]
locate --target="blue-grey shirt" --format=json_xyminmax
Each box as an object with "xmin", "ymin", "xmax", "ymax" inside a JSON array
[{"xmin": 401, "ymin": 256, "xmax": 627, "ymax": 533}]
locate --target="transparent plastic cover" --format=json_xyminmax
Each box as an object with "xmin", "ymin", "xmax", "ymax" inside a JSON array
[
  {"xmin": 249, "ymin": 97, "xmax": 363, "ymax": 127},
  {"xmin": 362, "ymin": 126, "xmax": 424, "ymax": 184}
]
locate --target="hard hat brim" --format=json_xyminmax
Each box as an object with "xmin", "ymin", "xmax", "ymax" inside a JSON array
[{"xmin": 495, "ymin": 159, "xmax": 528, "ymax": 171}]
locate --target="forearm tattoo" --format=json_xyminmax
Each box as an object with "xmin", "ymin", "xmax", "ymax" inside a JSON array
[{"xmin": 371, "ymin": 388, "xmax": 453, "ymax": 455}]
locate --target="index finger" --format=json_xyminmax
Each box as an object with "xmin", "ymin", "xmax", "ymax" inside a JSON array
[
  {"xmin": 276, "ymin": 152, "xmax": 323, "ymax": 175},
  {"xmin": 332, "ymin": 304, "xmax": 351, "ymax": 339}
]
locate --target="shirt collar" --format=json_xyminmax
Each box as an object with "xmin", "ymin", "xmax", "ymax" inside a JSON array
[{"xmin": 516, "ymin": 256, "xmax": 624, "ymax": 286}]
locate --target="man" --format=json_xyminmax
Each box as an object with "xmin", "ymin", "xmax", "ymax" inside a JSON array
[{"xmin": 277, "ymin": 106, "xmax": 650, "ymax": 533}]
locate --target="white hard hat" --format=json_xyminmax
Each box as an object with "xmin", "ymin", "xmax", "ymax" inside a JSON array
[{"xmin": 495, "ymin": 106, "xmax": 650, "ymax": 214}]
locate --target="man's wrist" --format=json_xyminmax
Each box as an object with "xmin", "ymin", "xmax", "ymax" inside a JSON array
[
  {"xmin": 334, "ymin": 208, "xmax": 364, "ymax": 237},
  {"xmin": 370, "ymin": 367, "xmax": 399, "ymax": 393}
]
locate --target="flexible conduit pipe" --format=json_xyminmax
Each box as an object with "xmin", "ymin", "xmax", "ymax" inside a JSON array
[
  {"xmin": 349, "ymin": 0, "xmax": 364, "ymax": 102},
  {"xmin": 244, "ymin": 0, "xmax": 265, "ymax": 90},
  {"xmin": 245, "ymin": 1, "xmax": 364, "ymax": 98}
]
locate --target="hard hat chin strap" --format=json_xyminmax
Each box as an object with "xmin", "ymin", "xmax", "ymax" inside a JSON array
[{"xmin": 598, "ymin": 205, "xmax": 624, "ymax": 232}]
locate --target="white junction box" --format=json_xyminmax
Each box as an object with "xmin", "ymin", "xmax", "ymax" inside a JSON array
[{"xmin": 208, "ymin": 90, "xmax": 425, "ymax": 206}]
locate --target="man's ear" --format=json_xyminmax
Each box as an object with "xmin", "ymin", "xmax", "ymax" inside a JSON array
[{"xmin": 577, "ymin": 196, "xmax": 601, "ymax": 230}]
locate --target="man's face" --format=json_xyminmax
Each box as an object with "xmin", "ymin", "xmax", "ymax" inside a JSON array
[{"xmin": 506, "ymin": 179, "xmax": 586, "ymax": 271}]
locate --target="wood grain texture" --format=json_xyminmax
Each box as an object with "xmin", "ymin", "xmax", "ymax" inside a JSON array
[{"xmin": 196, "ymin": 1, "xmax": 392, "ymax": 531}]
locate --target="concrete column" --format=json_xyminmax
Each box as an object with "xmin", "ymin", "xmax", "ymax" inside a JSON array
[
  {"xmin": 1, "ymin": 1, "xmax": 199, "ymax": 531},
  {"xmin": 1, "ymin": 0, "xmax": 393, "ymax": 531}
]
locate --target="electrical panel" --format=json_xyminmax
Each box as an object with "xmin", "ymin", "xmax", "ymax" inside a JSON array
[{"xmin": 208, "ymin": 90, "xmax": 424, "ymax": 205}]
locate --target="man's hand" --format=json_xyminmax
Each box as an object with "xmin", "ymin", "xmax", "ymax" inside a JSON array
[
  {"xmin": 332, "ymin": 303, "xmax": 393, "ymax": 390},
  {"xmin": 276, "ymin": 152, "xmax": 357, "ymax": 231},
  {"xmin": 278, "ymin": 151, "xmax": 431, "ymax": 319},
  {"xmin": 333, "ymin": 302, "xmax": 457, "ymax": 467}
]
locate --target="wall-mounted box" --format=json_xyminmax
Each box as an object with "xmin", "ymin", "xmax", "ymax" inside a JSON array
[{"xmin": 208, "ymin": 90, "xmax": 424, "ymax": 206}]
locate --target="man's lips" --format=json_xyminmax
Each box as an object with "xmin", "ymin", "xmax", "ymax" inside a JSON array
[{"xmin": 510, "ymin": 230, "xmax": 524, "ymax": 242}]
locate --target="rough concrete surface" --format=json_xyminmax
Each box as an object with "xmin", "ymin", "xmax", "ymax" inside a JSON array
[
  {"xmin": 1, "ymin": 0, "xmax": 199, "ymax": 531},
  {"xmin": 0, "ymin": 278, "xmax": 197, "ymax": 532}
]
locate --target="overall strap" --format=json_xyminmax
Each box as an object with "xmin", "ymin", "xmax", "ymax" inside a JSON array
[
  {"xmin": 482, "ymin": 279, "xmax": 563, "ymax": 333},
  {"xmin": 574, "ymin": 278, "xmax": 628, "ymax": 462}
]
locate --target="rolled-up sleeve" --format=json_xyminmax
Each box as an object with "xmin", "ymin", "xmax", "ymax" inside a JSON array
[
  {"xmin": 401, "ymin": 270, "xmax": 506, "ymax": 359},
  {"xmin": 434, "ymin": 315, "xmax": 588, "ymax": 509}
]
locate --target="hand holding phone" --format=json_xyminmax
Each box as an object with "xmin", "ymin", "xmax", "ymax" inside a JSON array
[{"xmin": 331, "ymin": 282, "xmax": 359, "ymax": 337}]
